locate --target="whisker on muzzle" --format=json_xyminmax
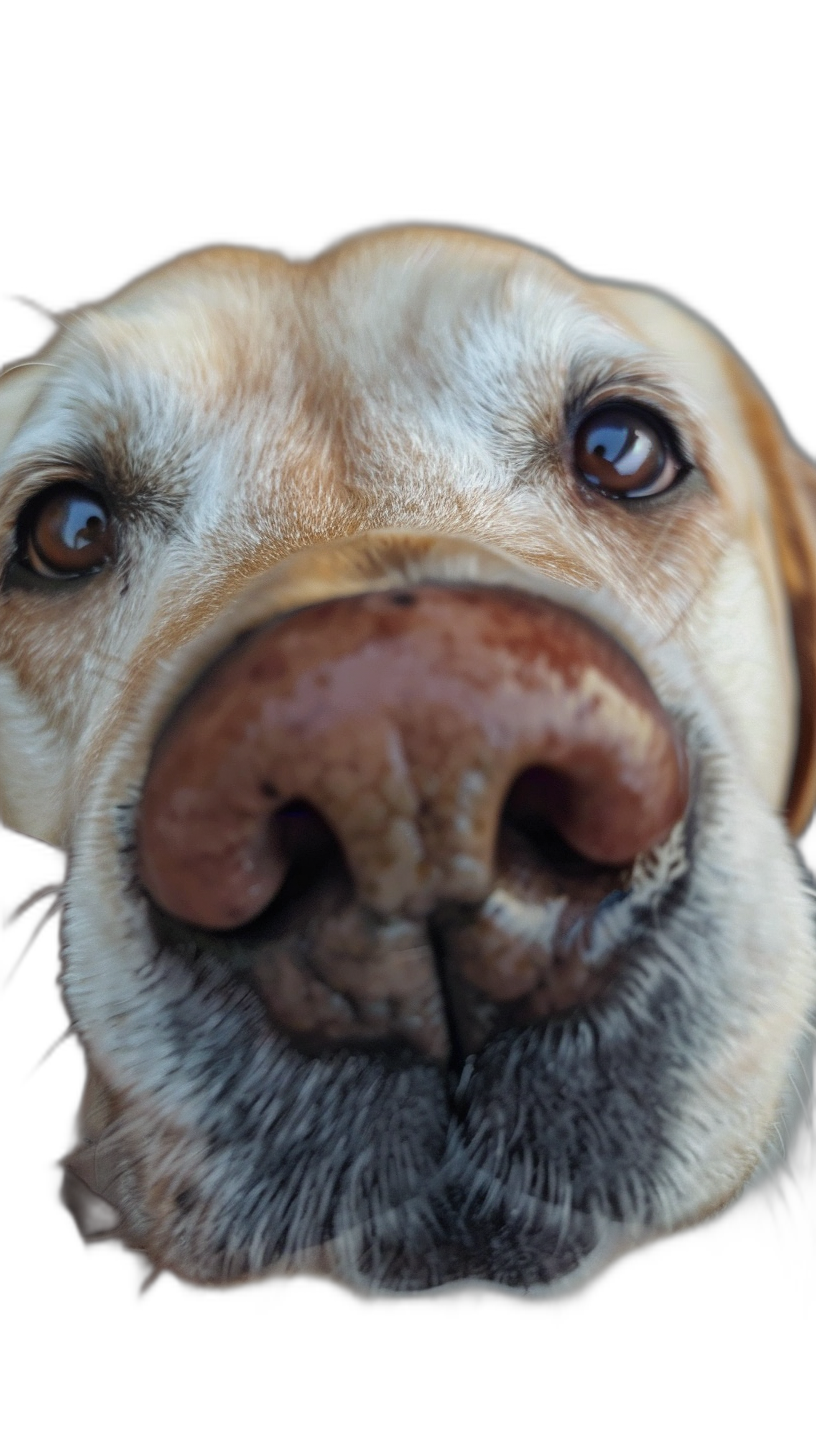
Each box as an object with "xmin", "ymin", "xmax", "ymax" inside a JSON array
[
  {"xmin": 2, "ymin": 885, "xmax": 62, "ymax": 988},
  {"xmin": 4, "ymin": 880, "xmax": 62, "ymax": 926},
  {"xmin": 30, "ymin": 1024, "xmax": 76, "ymax": 1075}
]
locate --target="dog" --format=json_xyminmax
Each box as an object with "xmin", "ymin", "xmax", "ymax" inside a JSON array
[{"xmin": 1, "ymin": 226, "xmax": 815, "ymax": 1291}]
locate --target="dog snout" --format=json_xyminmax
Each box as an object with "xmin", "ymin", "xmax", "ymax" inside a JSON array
[{"xmin": 137, "ymin": 585, "xmax": 688, "ymax": 1058}]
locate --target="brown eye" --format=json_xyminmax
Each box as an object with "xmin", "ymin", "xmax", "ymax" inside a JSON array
[
  {"xmin": 20, "ymin": 486, "xmax": 115, "ymax": 579},
  {"xmin": 573, "ymin": 406, "xmax": 684, "ymax": 498}
]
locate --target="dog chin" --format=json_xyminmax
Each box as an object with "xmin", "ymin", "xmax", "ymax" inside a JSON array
[{"xmin": 61, "ymin": 701, "xmax": 814, "ymax": 1291}]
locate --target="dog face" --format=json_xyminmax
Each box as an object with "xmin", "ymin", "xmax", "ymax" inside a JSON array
[{"xmin": 2, "ymin": 227, "xmax": 815, "ymax": 1290}]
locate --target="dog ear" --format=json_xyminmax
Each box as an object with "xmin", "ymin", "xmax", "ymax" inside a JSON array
[
  {"xmin": 775, "ymin": 447, "xmax": 816, "ymax": 836},
  {"xmin": 724, "ymin": 354, "xmax": 816, "ymax": 836}
]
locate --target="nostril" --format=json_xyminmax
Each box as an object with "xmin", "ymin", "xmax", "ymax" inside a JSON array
[
  {"xmin": 275, "ymin": 798, "xmax": 335, "ymax": 860},
  {"xmin": 503, "ymin": 766, "xmax": 572, "ymax": 838},
  {"xmin": 149, "ymin": 799, "xmax": 349, "ymax": 955},
  {"xmin": 217, "ymin": 798, "xmax": 347, "ymax": 930},
  {"xmin": 270, "ymin": 799, "xmax": 346, "ymax": 916},
  {"xmin": 501, "ymin": 767, "xmax": 605, "ymax": 879}
]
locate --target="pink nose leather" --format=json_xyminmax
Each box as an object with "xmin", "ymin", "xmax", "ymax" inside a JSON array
[{"xmin": 137, "ymin": 586, "xmax": 688, "ymax": 932}]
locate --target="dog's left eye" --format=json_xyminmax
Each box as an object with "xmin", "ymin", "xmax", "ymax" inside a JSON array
[
  {"xmin": 573, "ymin": 405, "xmax": 685, "ymax": 499},
  {"xmin": 17, "ymin": 485, "xmax": 116, "ymax": 579}
]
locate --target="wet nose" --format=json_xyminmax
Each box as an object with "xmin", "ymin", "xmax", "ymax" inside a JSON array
[{"xmin": 137, "ymin": 586, "xmax": 687, "ymax": 933}]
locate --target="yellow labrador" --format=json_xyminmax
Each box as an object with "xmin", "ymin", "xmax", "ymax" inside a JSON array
[{"xmin": 1, "ymin": 227, "xmax": 815, "ymax": 1289}]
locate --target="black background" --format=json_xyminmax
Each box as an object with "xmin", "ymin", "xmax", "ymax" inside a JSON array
[{"xmin": 1, "ymin": 91, "xmax": 816, "ymax": 1374}]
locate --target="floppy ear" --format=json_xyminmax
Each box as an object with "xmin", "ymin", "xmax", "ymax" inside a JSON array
[
  {"xmin": 724, "ymin": 353, "xmax": 816, "ymax": 835},
  {"xmin": 775, "ymin": 446, "xmax": 816, "ymax": 835}
]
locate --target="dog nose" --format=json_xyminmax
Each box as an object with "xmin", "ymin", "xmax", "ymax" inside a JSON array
[{"xmin": 138, "ymin": 585, "xmax": 686, "ymax": 923}]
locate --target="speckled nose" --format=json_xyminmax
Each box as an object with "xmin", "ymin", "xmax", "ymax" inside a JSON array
[{"xmin": 137, "ymin": 586, "xmax": 687, "ymax": 933}]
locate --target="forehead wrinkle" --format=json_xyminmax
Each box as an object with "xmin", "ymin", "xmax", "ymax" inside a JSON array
[{"xmin": 297, "ymin": 239, "xmax": 558, "ymax": 411}]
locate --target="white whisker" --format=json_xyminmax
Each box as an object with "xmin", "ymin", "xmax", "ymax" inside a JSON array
[
  {"xmin": 4, "ymin": 881, "xmax": 62, "ymax": 928},
  {"xmin": 3, "ymin": 892, "xmax": 62, "ymax": 988}
]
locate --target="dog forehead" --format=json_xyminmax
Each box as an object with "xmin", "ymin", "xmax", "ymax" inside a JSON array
[
  {"xmin": 3, "ymin": 228, "xmax": 777, "ymax": 513},
  {"xmin": 58, "ymin": 230, "xmax": 636, "ymax": 418},
  {"xmin": 13, "ymin": 230, "xmax": 725, "ymax": 584}
]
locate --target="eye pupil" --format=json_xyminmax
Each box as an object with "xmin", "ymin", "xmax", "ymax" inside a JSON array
[
  {"xmin": 20, "ymin": 485, "xmax": 115, "ymax": 579},
  {"xmin": 574, "ymin": 406, "xmax": 679, "ymax": 498}
]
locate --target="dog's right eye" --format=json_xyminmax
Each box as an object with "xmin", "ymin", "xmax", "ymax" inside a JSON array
[{"xmin": 16, "ymin": 485, "xmax": 116, "ymax": 580}]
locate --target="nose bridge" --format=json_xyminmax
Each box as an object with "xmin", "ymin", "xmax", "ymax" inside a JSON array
[
  {"xmin": 137, "ymin": 584, "xmax": 687, "ymax": 935},
  {"xmin": 283, "ymin": 687, "xmax": 497, "ymax": 917},
  {"xmin": 255, "ymin": 618, "xmax": 512, "ymax": 917}
]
